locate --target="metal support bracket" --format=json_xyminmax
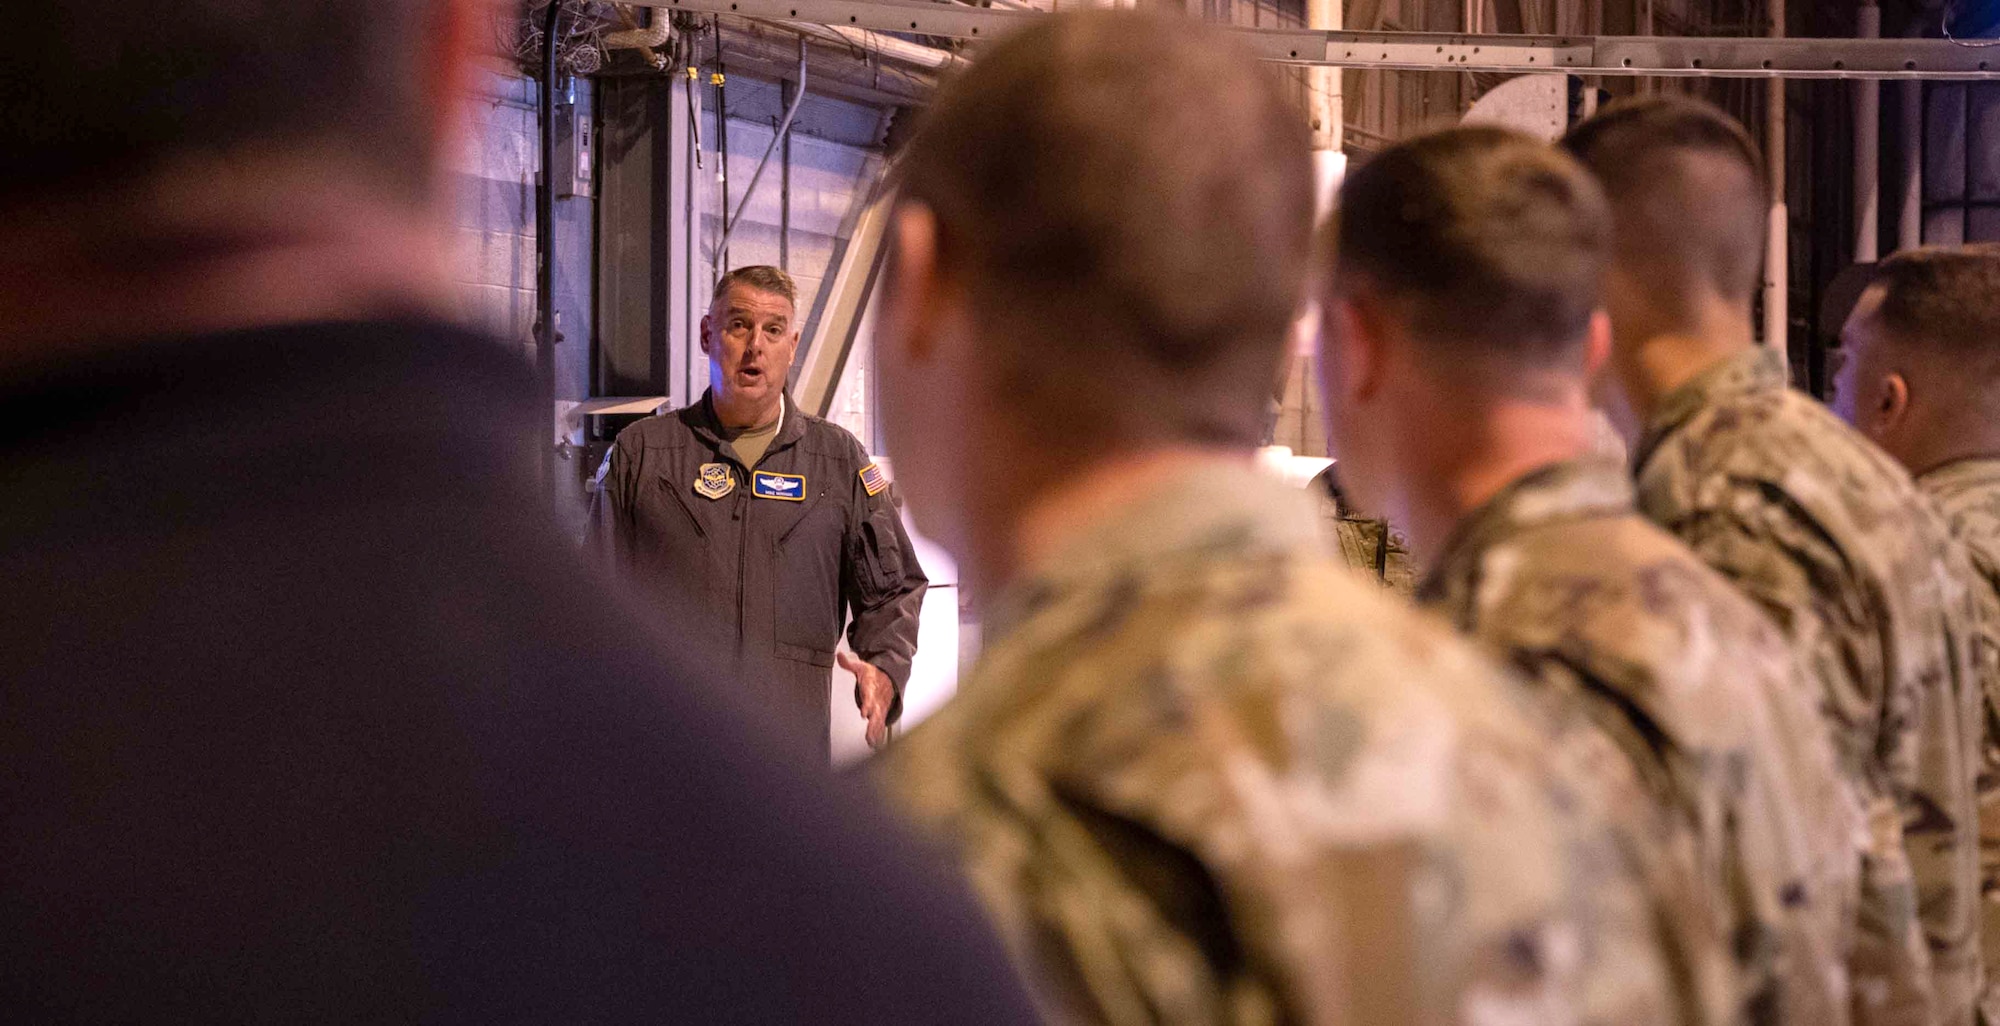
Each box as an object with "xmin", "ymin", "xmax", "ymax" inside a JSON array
[
  {"xmin": 716, "ymin": 42, "xmax": 808, "ymax": 268},
  {"xmin": 642, "ymin": 0, "xmax": 2000, "ymax": 79}
]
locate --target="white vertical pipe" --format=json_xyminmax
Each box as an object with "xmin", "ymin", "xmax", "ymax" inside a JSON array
[
  {"xmin": 1855, "ymin": 4, "xmax": 1881, "ymax": 262},
  {"xmin": 1899, "ymin": 77, "xmax": 1925, "ymax": 251},
  {"xmin": 1764, "ymin": 0, "xmax": 1788, "ymax": 366},
  {"xmin": 1307, "ymin": 0, "xmax": 1343, "ymax": 218}
]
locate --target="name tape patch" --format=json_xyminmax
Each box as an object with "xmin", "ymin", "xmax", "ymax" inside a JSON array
[
  {"xmin": 859, "ymin": 463, "xmax": 889, "ymax": 497},
  {"xmin": 751, "ymin": 470, "xmax": 807, "ymax": 501}
]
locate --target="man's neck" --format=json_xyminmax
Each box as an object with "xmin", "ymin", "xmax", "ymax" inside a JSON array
[
  {"xmin": 965, "ymin": 445, "xmax": 1247, "ymax": 599},
  {"xmin": 1905, "ymin": 415, "xmax": 2000, "ymax": 479},
  {"xmin": 0, "ymin": 160, "xmax": 449, "ymax": 370},
  {"xmin": 711, "ymin": 391, "xmax": 784, "ymax": 433},
  {"xmin": 1615, "ymin": 302, "xmax": 1758, "ymax": 434},
  {"xmin": 1398, "ymin": 399, "xmax": 1593, "ymax": 570}
]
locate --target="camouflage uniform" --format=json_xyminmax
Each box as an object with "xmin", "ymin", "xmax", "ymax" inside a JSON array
[
  {"xmin": 1420, "ymin": 456, "xmax": 1863, "ymax": 1026},
  {"xmin": 878, "ymin": 463, "xmax": 1729, "ymax": 1026},
  {"xmin": 1635, "ymin": 347, "xmax": 1987, "ymax": 1026},
  {"xmin": 1308, "ymin": 465, "xmax": 1415, "ymax": 594},
  {"xmin": 1914, "ymin": 457, "xmax": 2000, "ymax": 1026}
]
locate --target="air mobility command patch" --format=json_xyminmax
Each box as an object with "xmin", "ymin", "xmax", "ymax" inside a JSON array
[
  {"xmin": 752, "ymin": 470, "xmax": 806, "ymax": 501},
  {"xmin": 860, "ymin": 463, "xmax": 890, "ymax": 497},
  {"xmin": 694, "ymin": 462, "xmax": 735, "ymax": 500}
]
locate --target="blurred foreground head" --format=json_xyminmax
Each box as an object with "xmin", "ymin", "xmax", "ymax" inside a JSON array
[
  {"xmin": 1835, "ymin": 244, "xmax": 2000, "ymax": 472},
  {"xmin": 1316, "ymin": 126, "xmax": 1612, "ymax": 546},
  {"xmin": 875, "ymin": 10, "xmax": 1314, "ymax": 572},
  {"xmin": 1, "ymin": 0, "xmax": 478, "ymax": 356}
]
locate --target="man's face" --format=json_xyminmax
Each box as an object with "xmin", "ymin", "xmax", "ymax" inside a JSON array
[
  {"xmin": 702, "ymin": 284, "xmax": 798, "ymax": 411},
  {"xmin": 1830, "ymin": 284, "xmax": 1897, "ymax": 442}
]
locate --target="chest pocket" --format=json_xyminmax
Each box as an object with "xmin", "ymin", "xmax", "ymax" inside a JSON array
[{"xmin": 770, "ymin": 475, "xmax": 846, "ymax": 665}]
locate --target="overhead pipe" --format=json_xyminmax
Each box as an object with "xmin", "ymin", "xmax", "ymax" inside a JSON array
[
  {"xmin": 717, "ymin": 41, "xmax": 808, "ymax": 267},
  {"xmin": 604, "ymin": 8, "xmax": 673, "ymax": 48},
  {"xmin": 786, "ymin": 22, "xmax": 966, "ymax": 71},
  {"xmin": 604, "ymin": 7, "xmax": 672, "ymax": 69}
]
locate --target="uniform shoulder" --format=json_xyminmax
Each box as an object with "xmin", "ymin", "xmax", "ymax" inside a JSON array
[
  {"xmin": 796, "ymin": 410, "xmax": 872, "ymax": 465},
  {"xmin": 1658, "ymin": 384, "xmax": 1890, "ymax": 485},
  {"xmin": 1473, "ymin": 514, "xmax": 1795, "ymax": 707},
  {"xmin": 1059, "ymin": 552, "xmax": 1560, "ymax": 797},
  {"xmin": 612, "ymin": 407, "xmax": 694, "ymax": 451},
  {"xmin": 1644, "ymin": 385, "xmax": 1952, "ymax": 549}
]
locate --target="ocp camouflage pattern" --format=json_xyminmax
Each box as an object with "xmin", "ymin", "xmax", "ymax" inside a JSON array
[
  {"xmin": 1635, "ymin": 348, "xmax": 1986, "ymax": 1026},
  {"xmin": 1916, "ymin": 457, "xmax": 2000, "ymax": 1026},
  {"xmin": 879, "ymin": 465, "xmax": 1730, "ymax": 1026},
  {"xmin": 1421, "ymin": 456, "xmax": 1863, "ymax": 1026}
]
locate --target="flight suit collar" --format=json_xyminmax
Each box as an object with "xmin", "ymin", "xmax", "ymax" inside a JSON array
[
  {"xmin": 688, "ymin": 389, "xmax": 811, "ymax": 463},
  {"xmin": 980, "ymin": 459, "xmax": 1324, "ymax": 649},
  {"xmin": 1418, "ymin": 457, "xmax": 1636, "ymax": 605},
  {"xmin": 1634, "ymin": 346, "xmax": 1787, "ymax": 473}
]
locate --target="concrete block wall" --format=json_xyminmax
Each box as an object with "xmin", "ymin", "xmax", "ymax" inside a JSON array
[
  {"xmin": 448, "ymin": 68, "xmax": 595, "ymax": 409},
  {"xmin": 698, "ymin": 78, "xmax": 888, "ymax": 310}
]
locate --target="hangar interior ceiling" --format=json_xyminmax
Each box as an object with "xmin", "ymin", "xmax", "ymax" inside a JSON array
[{"xmin": 466, "ymin": 0, "xmax": 2000, "ymax": 485}]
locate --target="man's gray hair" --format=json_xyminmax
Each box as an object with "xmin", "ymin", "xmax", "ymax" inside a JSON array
[{"xmin": 712, "ymin": 266, "xmax": 799, "ymax": 308}]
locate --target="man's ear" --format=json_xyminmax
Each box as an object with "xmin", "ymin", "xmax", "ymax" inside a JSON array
[
  {"xmin": 1325, "ymin": 292, "xmax": 1388, "ymax": 404},
  {"xmin": 697, "ymin": 313, "xmax": 714, "ymax": 357},
  {"xmin": 883, "ymin": 203, "xmax": 942, "ymax": 364},
  {"xmin": 1879, "ymin": 371, "xmax": 1912, "ymax": 433},
  {"xmin": 1580, "ymin": 310, "xmax": 1613, "ymax": 383}
]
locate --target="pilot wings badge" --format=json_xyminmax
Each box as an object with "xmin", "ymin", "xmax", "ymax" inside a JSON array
[{"xmin": 694, "ymin": 462, "xmax": 735, "ymax": 500}]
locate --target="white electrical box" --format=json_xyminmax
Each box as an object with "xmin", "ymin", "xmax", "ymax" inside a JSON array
[{"xmin": 556, "ymin": 108, "xmax": 593, "ymax": 199}]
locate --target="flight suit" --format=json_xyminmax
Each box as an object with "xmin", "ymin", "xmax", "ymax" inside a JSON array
[{"xmin": 601, "ymin": 393, "xmax": 927, "ymax": 759}]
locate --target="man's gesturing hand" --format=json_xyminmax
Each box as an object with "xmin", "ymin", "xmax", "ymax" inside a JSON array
[{"xmin": 839, "ymin": 651, "xmax": 895, "ymax": 750}]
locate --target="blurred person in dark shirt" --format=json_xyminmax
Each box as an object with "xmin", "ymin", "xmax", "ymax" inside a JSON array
[{"xmin": 0, "ymin": 2, "xmax": 1042, "ymax": 1022}]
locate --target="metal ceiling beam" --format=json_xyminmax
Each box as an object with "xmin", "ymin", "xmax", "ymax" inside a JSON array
[{"xmin": 642, "ymin": 0, "xmax": 2000, "ymax": 79}]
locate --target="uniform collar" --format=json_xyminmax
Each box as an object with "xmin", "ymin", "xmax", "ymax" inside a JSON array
[
  {"xmin": 981, "ymin": 459, "xmax": 1324, "ymax": 647},
  {"xmin": 1634, "ymin": 346, "xmax": 1787, "ymax": 472},
  {"xmin": 1916, "ymin": 454, "xmax": 2000, "ymax": 496},
  {"xmin": 689, "ymin": 389, "xmax": 810, "ymax": 453},
  {"xmin": 1418, "ymin": 457, "xmax": 1636, "ymax": 604}
]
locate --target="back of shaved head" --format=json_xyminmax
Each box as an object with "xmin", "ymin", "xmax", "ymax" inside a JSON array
[
  {"xmin": 894, "ymin": 10, "xmax": 1315, "ymax": 447},
  {"xmin": 1562, "ymin": 96, "xmax": 1767, "ymax": 326}
]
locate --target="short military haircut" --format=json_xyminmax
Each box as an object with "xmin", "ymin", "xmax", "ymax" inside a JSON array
[
  {"xmin": 712, "ymin": 265, "xmax": 799, "ymax": 309},
  {"xmin": 1562, "ymin": 95, "xmax": 1767, "ymax": 313},
  {"xmin": 5, "ymin": 1, "xmax": 436, "ymax": 203},
  {"xmin": 893, "ymin": 11, "xmax": 1314, "ymax": 447},
  {"xmin": 1866, "ymin": 245, "xmax": 2000, "ymax": 361},
  {"xmin": 1330, "ymin": 126, "xmax": 1611, "ymax": 370}
]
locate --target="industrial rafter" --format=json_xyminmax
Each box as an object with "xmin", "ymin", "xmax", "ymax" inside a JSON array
[{"xmin": 642, "ymin": 0, "xmax": 2000, "ymax": 79}]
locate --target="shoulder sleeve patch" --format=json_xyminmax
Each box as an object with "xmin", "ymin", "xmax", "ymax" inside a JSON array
[{"xmin": 859, "ymin": 462, "xmax": 890, "ymax": 497}]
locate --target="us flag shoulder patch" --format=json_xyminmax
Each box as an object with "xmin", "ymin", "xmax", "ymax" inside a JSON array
[{"xmin": 859, "ymin": 463, "xmax": 890, "ymax": 497}]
